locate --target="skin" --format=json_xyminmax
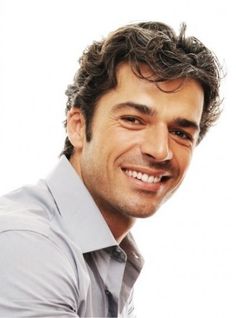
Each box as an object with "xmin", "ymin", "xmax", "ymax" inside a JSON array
[{"xmin": 68, "ymin": 63, "xmax": 204, "ymax": 242}]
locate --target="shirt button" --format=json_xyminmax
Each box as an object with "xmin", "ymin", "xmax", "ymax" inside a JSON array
[
  {"xmin": 115, "ymin": 246, "xmax": 121, "ymax": 253},
  {"xmin": 112, "ymin": 247, "xmax": 126, "ymax": 262},
  {"xmin": 105, "ymin": 289, "xmax": 110, "ymax": 295}
]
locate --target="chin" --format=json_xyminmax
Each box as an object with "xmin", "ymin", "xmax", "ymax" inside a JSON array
[{"xmin": 125, "ymin": 204, "xmax": 160, "ymax": 219}]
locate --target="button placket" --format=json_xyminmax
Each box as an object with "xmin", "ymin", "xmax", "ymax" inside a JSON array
[{"xmin": 105, "ymin": 288, "xmax": 117, "ymax": 317}]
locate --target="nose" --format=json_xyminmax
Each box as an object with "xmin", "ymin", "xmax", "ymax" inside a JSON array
[{"xmin": 141, "ymin": 123, "xmax": 173, "ymax": 162}]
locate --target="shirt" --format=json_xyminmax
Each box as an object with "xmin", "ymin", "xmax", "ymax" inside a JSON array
[{"xmin": 0, "ymin": 155, "xmax": 144, "ymax": 317}]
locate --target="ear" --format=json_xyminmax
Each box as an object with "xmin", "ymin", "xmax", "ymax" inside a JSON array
[{"xmin": 67, "ymin": 107, "xmax": 86, "ymax": 150}]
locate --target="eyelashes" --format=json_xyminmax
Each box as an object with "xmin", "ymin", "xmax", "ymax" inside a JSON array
[{"xmin": 120, "ymin": 116, "xmax": 144, "ymax": 125}]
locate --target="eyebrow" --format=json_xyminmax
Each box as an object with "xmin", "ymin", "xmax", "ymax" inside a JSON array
[
  {"xmin": 112, "ymin": 101, "xmax": 157, "ymax": 116},
  {"xmin": 173, "ymin": 117, "xmax": 200, "ymax": 131},
  {"xmin": 112, "ymin": 101, "xmax": 200, "ymax": 131}
]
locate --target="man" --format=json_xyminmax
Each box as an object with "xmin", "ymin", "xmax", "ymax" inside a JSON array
[{"xmin": 0, "ymin": 21, "xmax": 221, "ymax": 317}]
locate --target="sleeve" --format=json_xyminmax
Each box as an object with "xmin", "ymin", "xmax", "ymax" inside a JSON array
[{"xmin": 0, "ymin": 229, "xmax": 80, "ymax": 317}]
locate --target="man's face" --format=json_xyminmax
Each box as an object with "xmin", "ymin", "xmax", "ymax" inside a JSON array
[{"xmin": 69, "ymin": 63, "xmax": 204, "ymax": 220}]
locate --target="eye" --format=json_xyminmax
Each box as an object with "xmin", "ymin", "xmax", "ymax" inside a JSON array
[
  {"xmin": 171, "ymin": 129, "xmax": 193, "ymax": 142},
  {"xmin": 120, "ymin": 116, "xmax": 144, "ymax": 125}
]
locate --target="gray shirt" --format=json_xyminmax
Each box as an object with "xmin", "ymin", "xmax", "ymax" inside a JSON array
[{"xmin": 0, "ymin": 156, "xmax": 144, "ymax": 317}]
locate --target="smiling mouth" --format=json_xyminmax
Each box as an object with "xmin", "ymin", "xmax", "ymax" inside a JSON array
[{"xmin": 123, "ymin": 169, "xmax": 170, "ymax": 184}]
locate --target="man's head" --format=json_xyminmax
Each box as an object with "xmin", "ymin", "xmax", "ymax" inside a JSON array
[
  {"xmin": 62, "ymin": 21, "xmax": 221, "ymax": 159},
  {"xmin": 62, "ymin": 21, "xmax": 221, "ymax": 226}
]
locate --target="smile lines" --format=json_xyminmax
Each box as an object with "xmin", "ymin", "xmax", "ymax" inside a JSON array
[{"xmin": 124, "ymin": 169, "xmax": 162, "ymax": 184}]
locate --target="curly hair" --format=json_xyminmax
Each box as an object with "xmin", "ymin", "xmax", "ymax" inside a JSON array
[{"xmin": 62, "ymin": 21, "xmax": 222, "ymax": 159}]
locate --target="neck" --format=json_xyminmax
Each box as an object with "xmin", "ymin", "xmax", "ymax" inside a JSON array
[
  {"xmin": 102, "ymin": 213, "xmax": 135, "ymax": 244},
  {"xmin": 101, "ymin": 209, "xmax": 135, "ymax": 243},
  {"xmin": 69, "ymin": 156, "xmax": 135, "ymax": 243}
]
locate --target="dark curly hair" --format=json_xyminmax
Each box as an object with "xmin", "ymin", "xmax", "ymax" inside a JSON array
[{"xmin": 62, "ymin": 21, "xmax": 222, "ymax": 159}]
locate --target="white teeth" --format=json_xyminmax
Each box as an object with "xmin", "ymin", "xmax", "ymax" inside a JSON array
[
  {"xmin": 125, "ymin": 170, "xmax": 162, "ymax": 184},
  {"xmin": 133, "ymin": 171, "xmax": 138, "ymax": 178},
  {"xmin": 147, "ymin": 176, "xmax": 154, "ymax": 183},
  {"xmin": 154, "ymin": 176, "xmax": 161, "ymax": 182},
  {"xmin": 141, "ymin": 174, "xmax": 149, "ymax": 182},
  {"xmin": 137, "ymin": 172, "xmax": 142, "ymax": 180}
]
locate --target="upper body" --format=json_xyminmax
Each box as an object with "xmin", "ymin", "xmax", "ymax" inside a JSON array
[
  {"xmin": 0, "ymin": 21, "xmax": 221, "ymax": 317},
  {"xmin": 0, "ymin": 155, "xmax": 143, "ymax": 317}
]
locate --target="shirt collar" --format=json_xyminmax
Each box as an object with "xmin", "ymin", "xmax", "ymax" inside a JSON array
[{"xmin": 45, "ymin": 155, "xmax": 117, "ymax": 253}]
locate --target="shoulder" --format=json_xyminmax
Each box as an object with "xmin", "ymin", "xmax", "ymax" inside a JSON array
[
  {"xmin": 0, "ymin": 186, "xmax": 54, "ymax": 240},
  {"xmin": 0, "ymin": 185, "xmax": 90, "ymax": 316},
  {"xmin": 0, "ymin": 186, "xmax": 87, "ymax": 282},
  {"xmin": 0, "ymin": 219, "xmax": 91, "ymax": 316},
  {"xmin": 0, "ymin": 228, "xmax": 82, "ymax": 315},
  {"xmin": 0, "ymin": 181, "xmax": 61, "ymax": 241},
  {"xmin": 0, "ymin": 180, "xmax": 56, "ymax": 220}
]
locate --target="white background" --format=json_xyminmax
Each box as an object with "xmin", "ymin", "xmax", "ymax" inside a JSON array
[{"xmin": 0, "ymin": 0, "xmax": 235, "ymax": 317}]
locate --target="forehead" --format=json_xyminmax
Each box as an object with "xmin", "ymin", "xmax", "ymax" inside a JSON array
[
  {"xmin": 99, "ymin": 63, "xmax": 204, "ymax": 120},
  {"xmin": 115, "ymin": 62, "xmax": 202, "ymax": 93}
]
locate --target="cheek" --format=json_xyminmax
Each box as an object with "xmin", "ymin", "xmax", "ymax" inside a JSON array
[
  {"xmin": 176, "ymin": 150, "xmax": 193, "ymax": 177},
  {"xmin": 171, "ymin": 141, "xmax": 193, "ymax": 172},
  {"xmin": 102, "ymin": 129, "xmax": 142, "ymax": 160},
  {"xmin": 113, "ymin": 129, "xmax": 144, "ymax": 153},
  {"xmin": 81, "ymin": 138, "xmax": 114, "ymax": 177}
]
